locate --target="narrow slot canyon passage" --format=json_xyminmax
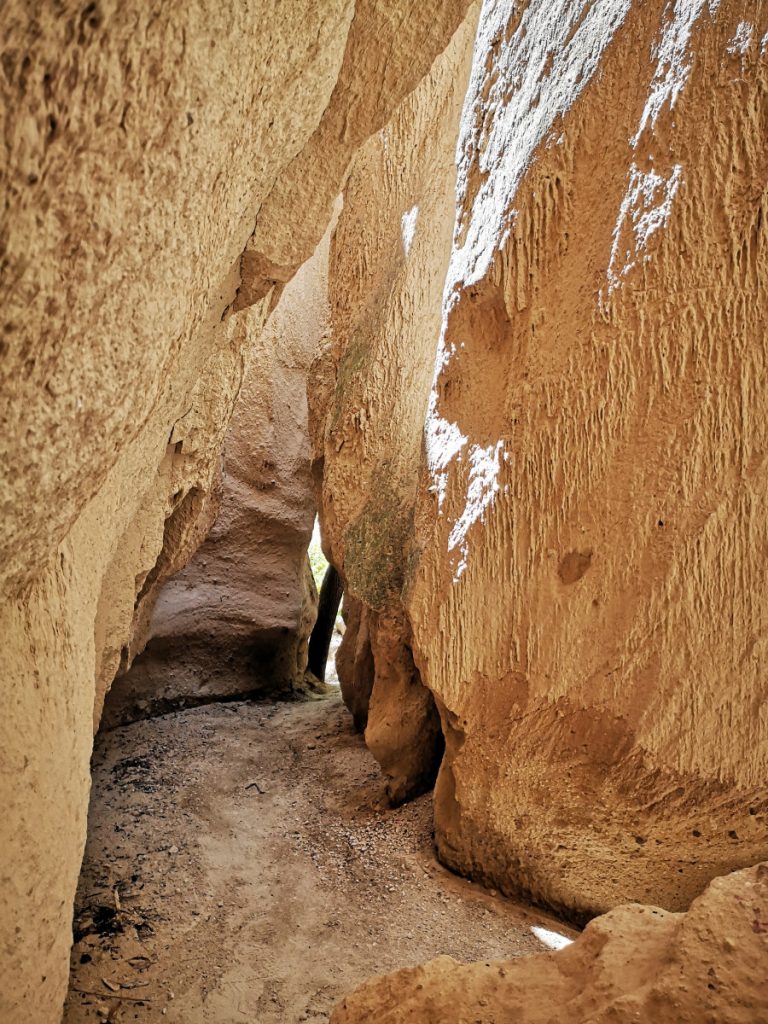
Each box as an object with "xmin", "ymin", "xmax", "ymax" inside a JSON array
[
  {"xmin": 2, "ymin": 2, "xmax": 768, "ymax": 1022},
  {"xmin": 63, "ymin": 693, "xmax": 573, "ymax": 1023}
]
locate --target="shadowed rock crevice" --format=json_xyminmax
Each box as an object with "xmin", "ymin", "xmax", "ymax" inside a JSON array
[{"xmin": 308, "ymin": 564, "xmax": 345, "ymax": 684}]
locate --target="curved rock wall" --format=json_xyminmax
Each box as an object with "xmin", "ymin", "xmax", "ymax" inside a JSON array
[
  {"xmin": 0, "ymin": 3, "xmax": 471, "ymax": 1020},
  {"xmin": 1, "ymin": 257, "xmax": 261, "ymax": 1024},
  {"xmin": 102, "ymin": 213, "xmax": 338, "ymax": 728},
  {"xmin": 309, "ymin": 6, "xmax": 479, "ymax": 802},
  {"xmin": 407, "ymin": 0, "xmax": 768, "ymax": 919},
  {"xmin": 308, "ymin": 0, "xmax": 768, "ymax": 920},
  {"xmin": 0, "ymin": 0, "xmax": 355, "ymax": 597}
]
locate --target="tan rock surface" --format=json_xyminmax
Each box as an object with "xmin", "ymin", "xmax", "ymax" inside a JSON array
[
  {"xmin": 241, "ymin": 0, "xmax": 477, "ymax": 307},
  {"xmin": 0, "ymin": 0, "xmax": 355, "ymax": 596},
  {"xmin": 332, "ymin": 862, "xmax": 768, "ymax": 1024},
  {"xmin": 3, "ymin": 0, "xmax": 766, "ymax": 1020},
  {"xmin": 1, "ymin": 303, "xmax": 257, "ymax": 1024},
  {"xmin": 0, "ymin": 4, "xmax": 472, "ymax": 1020},
  {"xmin": 309, "ymin": 6, "xmax": 479, "ymax": 801},
  {"xmin": 103, "ymin": 213, "xmax": 338, "ymax": 727},
  {"xmin": 405, "ymin": 0, "xmax": 768, "ymax": 916}
]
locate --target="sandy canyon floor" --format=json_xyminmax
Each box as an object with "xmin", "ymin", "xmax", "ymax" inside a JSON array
[{"xmin": 64, "ymin": 688, "xmax": 577, "ymax": 1024}]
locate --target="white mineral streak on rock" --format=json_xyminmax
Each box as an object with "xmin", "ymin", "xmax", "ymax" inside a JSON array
[
  {"xmin": 727, "ymin": 21, "xmax": 754, "ymax": 55},
  {"xmin": 447, "ymin": 441, "xmax": 504, "ymax": 580},
  {"xmin": 426, "ymin": 0, "xmax": 630, "ymax": 577},
  {"xmin": 450, "ymin": 0, "xmax": 632, "ymax": 292},
  {"xmin": 426, "ymin": 341, "xmax": 467, "ymax": 513},
  {"xmin": 604, "ymin": 0, "xmax": 716, "ymax": 298},
  {"xmin": 631, "ymin": 0, "xmax": 711, "ymax": 145},
  {"xmin": 401, "ymin": 205, "xmax": 419, "ymax": 255},
  {"xmin": 606, "ymin": 163, "xmax": 683, "ymax": 293}
]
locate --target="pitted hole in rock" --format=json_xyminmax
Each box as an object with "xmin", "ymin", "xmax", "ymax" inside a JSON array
[{"xmin": 558, "ymin": 549, "xmax": 592, "ymax": 584}]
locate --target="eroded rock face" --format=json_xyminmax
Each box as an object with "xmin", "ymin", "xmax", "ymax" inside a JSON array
[
  {"xmin": 309, "ymin": 5, "xmax": 479, "ymax": 802},
  {"xmin": 0, "ymin": 0, "xmax": 355, "ymax": 597},
  {"xmin": 0, "ymin": 3, "xmax": 472, "ymax": 1019},
  {"xmin": 331, "ymin": 862, "xmax": 768, "ymax": 1023},
  {"xmin": 240, "ymin": 0, "xmax": 479, "ymax": 307},
  {"xmin": 406, "ymin": 0, "xmax": 768, "ymax": 917},
  {"xmin": 102, "ymin": 215, "xmax": 337, "ymax": 728},
  {"xmin": 2, "ymin": 299, "xmax": 259, "ymax": 1024}
]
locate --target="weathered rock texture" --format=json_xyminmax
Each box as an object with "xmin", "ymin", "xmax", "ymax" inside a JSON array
[
  {"xmin": 401, "ymin": 0, "xmax": 768, "ymax": 919},
  {"xmin": 0, "ymin": 3, "xmax": 471, "ymax": 1021},
  {"xmin": 102, "ymin": 215, "xmax": 337, "ymax": 728},
  {"xmin": 308, "ymin": 0, "xmax": 768, "ymax": 922},
  {"xmin": 309, "ymin": 5, "xmax": 479, "ymax": 803},
  {"xmin": 332, "ymin": 862, "xmax": 768, "ymax": 1023}
]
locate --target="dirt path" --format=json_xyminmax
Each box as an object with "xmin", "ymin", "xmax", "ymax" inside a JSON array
[{"xmin": 65, "ymin": 691, "xmax": 577, "ymax": 1024}]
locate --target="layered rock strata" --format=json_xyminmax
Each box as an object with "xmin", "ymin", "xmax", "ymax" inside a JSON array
[{"xmin": 0, "ymin": 3, "xmax": 471, "ymax": 1020}]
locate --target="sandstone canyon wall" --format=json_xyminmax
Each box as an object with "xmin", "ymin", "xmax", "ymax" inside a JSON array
[
  {"xmin": 0, "ymin": 3, "xmax": 472, "ymax": 1021},
  {"xmin": 2, "ymin": 0, "xmax": 767, "ymax": 1020},
  {"xmin": 407, "ymin": 0, "xmax": 768, "ymax": 920},
  {"xmin": 314, "ymin": 0, "xmax": 768, "ymax": 922},
  {"xmin": 320, "ymin": 3, "xmax": 768, "ymax": 1018},
  {"xmin": 309, "ymin": 6, "xmax": 479, "ymax": 803},
  {"xmin": 102, "ymin": 214, "xmax": 338, "ymax": 729}
]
